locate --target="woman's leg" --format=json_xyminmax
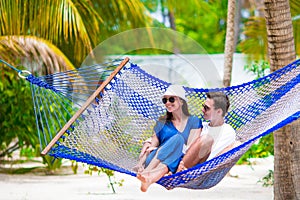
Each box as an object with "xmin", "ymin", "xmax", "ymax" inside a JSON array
[
  {"xmin": 138, "ymin": 149, "xmax": 161, "ymax": 174},
  {"xmin": 139, "ymin": 162, "xmax": 169, "ymax": 192},
  {"xmin": 133, "ymin": 151, "xmax": 148, "ymax": 172}
]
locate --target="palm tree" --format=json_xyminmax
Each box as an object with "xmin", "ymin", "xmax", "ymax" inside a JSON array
[
  {"xmin": 0, "ymin": 0, "xmax": 152, "ymax": 71},
  {"xmin": 0, "ymin": 0, "xmax": 152, "ymax": 161},
  {"xmin": 239, "ymin": 0, "xmax": 300, "ymax": 63},
  {"xmin": 223, "ymin": 0, "xmax": 236, "ymax": 87},
  {"xmin": 264, "ymin": 0, "xmax": 299, "ymax": 199}
]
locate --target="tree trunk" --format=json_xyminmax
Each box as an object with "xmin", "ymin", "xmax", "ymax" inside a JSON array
[
  {"xmin": 168, "ymin": 10, "xmax": 176, "ymax": 31},
  {"xmin": 234, "ymin": 0, "xmax": 242, "ymax": 48},
  {"xmin": 168, "ymin": 10, "xmax": 179, "ymax": 54},
  {"xmin": 264, "ymin": 0, "xmax": 299, "ymax": 199},
  {"xmin": 223, "ymin": 0, "xmax": 236, "ymax": 87}
]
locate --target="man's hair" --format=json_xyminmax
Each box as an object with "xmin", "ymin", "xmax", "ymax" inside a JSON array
[{"xmin": 206, "ymin": 92, "xmax": 230, "ymax": 117}]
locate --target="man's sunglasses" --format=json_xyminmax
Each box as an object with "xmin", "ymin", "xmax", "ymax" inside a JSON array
[
  {"xmin": 162, "ymin": 97, "xmax": 176, "ymax": 104},
  {"xmin": 202, "ymin": 103, "xmax": 211, "ymax": 111}
]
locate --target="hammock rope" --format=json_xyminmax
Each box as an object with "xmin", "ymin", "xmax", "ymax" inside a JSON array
[{"xmin": 3, "ymin": 57, "xmax": 300, "ymax": 190}]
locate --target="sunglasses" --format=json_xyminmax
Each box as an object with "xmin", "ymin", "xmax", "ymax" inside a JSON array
[
  {"xmin": 202, "ymin": 103, "xmax": 211, "ymax": 111},
  {"xmin": 162, "ymin": 97, "xmax": 176, "ymax": 104}
]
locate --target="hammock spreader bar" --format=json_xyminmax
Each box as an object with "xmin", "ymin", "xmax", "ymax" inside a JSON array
[{"xmin": 41, "ymin": 57, "xmax": 129, "ymax": 156}]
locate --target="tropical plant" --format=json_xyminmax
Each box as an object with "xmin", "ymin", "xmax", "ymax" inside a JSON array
[
  {"xmin": 141, "ymin": 0, "xmax": 228, "ymax": 53},
  {"xmin": 0, "ymin": 66, "xmax": 38, "ymax": 158},
  {"xmin": 0, "ymin": 0, "xmax": 152, "ymax": 175},
  {"xmin": 238, "ymin": 0, "xmax": 300, "ymax": 63},
  {"xmin": 0, "ymin": 0, "xmax": 152, "ymax": 69},
  {"xmin": 84, "ymin": 165, "xmax": 124, "ymax": 193},
  {"xmin": 223, "ymin": 0, "xmax": 236, "ymax": 87}
]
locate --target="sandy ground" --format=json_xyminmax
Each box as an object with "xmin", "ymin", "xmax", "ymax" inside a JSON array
[{"xmin": 0, "ymin": 157, "xmax": 274, "ymax": 200}]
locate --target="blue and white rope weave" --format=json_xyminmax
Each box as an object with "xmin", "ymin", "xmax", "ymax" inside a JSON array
[{"xmin": 26, "ymin": 58, "xmax": 300, "ymax": 190}]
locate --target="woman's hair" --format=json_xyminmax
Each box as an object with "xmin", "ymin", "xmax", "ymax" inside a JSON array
[
  {"xmin": 206, "ymin": 92, "xmax": 230, "ymax": 117},
  {"xmin": 159, "ymin": 98, "xmax": 190, "ymax": 122}
]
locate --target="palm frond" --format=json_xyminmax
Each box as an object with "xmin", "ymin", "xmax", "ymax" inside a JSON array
[
  {"xmin": 0, "ymin": 35, "xmax": 75, "ymax": 75},
  {"xmin": 238, "ymin": 16, "xmax": 268, "ymax": 62},
  {"xmin": 0, "ymin": 0, "xmax": 102, "ymax": 66}
]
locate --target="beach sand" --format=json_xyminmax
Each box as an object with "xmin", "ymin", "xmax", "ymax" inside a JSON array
[{"xmin": 0, "ymin": 157, "xmax": 273, "ymax": 200}]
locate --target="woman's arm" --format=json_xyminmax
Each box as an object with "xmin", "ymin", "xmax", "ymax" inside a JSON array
[
  {"xmin": 186, "ymin": 128, "xmax": 202, "ymax": 148},
  {"xmin": 149, "ymin": 133, "xmax": 159, "ymax": 147},
  {"xmin": 139, "ymin": 132, "xmax": 159, "ymax": 159}
]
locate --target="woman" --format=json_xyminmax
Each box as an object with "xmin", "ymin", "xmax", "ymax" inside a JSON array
[{"xmin": 136, "ymin": 84, "xmax": 202, "ymax": 192}]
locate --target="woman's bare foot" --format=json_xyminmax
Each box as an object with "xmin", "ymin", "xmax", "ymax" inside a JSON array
[
  {"xmin": 137, "ymin": 171, "xmax": 151, "ymax": 192},
  {"xmin": 133, "ymin": 164, "xmax": 144, "ymax": 172},
  {"xmin": 137, "ymin": 164, "xmax": 169, "ymax": 192},
  {"xmin": 136, "ymin": 171, "xmax": 146, "ymax": 183},
  {"xmin": 141, "ymin": 180, "xmax": 152, "ymax": 192}
]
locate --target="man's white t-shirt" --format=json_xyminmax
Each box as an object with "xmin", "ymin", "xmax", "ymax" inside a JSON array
[{"xmin": 201, "ymin": 122, "xmax": 236, "ymax": 161}]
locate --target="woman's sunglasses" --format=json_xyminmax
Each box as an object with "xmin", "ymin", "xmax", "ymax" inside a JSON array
[{"xmin": 162, "ymin": 97, "xmax": 176, "ymax": 104}]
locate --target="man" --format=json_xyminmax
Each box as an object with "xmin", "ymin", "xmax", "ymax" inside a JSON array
[{"xmin": 177, "ymin": 91, "xmax": 236, "ymax": 171}]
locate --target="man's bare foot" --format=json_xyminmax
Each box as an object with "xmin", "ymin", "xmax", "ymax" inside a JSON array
[
  {"xmin": 165, "ymin": 171, "xmax": 173, "ymax": 176},
  {"xmin": 176, "ymin": 161, "xmax": 187, "ymax": 172}
]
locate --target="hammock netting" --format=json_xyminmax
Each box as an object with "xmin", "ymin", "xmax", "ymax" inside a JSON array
[{"xmin": 25, "ymin": 57, "xmax": 300, "ymax": 190}]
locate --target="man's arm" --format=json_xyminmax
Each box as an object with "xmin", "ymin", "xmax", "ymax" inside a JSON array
[{"xmin": 216, "ymin": 140, "xmax": 241, "ymax": 157}]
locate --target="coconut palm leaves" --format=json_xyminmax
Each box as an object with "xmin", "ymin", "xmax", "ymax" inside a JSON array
[
  {"xmin": 0, "ymin": 0, "xmax": 152, "ymax": 71},
  {"xmin": 239, "ymin": 0, "xmax": 300, "ymax": 61}
]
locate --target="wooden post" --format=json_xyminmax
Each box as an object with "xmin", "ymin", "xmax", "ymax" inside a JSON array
[{"xmin": 41, "ymin": 57, "xmax": 130, "ymax": 156}]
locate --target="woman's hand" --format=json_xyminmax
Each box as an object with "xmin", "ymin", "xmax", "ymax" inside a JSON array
[
  {"xmin": 146, "ymin": 146, "xmax": 157, "ymax": 153},
  {"xmin": 139, "ymin": 141, "xmax": 152, "ymax": 159}
]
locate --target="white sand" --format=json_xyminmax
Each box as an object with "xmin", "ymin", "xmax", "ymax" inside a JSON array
[{"xmin": 0, "ymin": 157, "xmax": 273, "ymax": 200}]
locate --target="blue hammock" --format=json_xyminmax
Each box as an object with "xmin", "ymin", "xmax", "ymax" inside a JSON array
[{"xmin": 13, "ymin": 57, "xmax": 300, "ymax": 190}]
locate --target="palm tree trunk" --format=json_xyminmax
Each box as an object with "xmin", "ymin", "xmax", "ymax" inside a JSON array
[
  {"xmin": 264, "ymin": 0, "xmax": 299, "ymax": 199},
  {"xmin": 223, "ymin": 0, "xmax": 236, "ymax": 87},
  {"xmin": 234, "ymin": 0, "xmax": 242, "ymax": 48}
]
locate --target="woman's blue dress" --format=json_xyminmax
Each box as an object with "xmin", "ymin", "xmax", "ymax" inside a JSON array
[{"xmin": 145, "ymin": 116, "xmax": 202, "ymax": 173}]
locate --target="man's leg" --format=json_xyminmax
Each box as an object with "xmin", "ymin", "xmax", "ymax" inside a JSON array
[{"xmin": 179, "ymin": 135, "xmax": 214, "ymax": 170}]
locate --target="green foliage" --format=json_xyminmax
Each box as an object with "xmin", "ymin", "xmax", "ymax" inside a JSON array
[
  {"xmin": 238, "ymin": 16, "xmax": 268, "ymax": 62},
  {"xmin": 0, "ymin": 68, "xmax": 38, "ymax": 157},
  {"xmin": 71, "ymin": 161, "xmax": 78, "ymax": 174},
  {"xmin": 258, "ymin": 169, "xmax": 274, "ymax": 187},
  {"xmin": 0, "ymin": 67, "xmax": 63, "ymax": 173},
  {"xmin": 42, "ymin": 155, "xmax": 63, "ymax": 175},
  {"xmin": 84, "ymin": 165, "xmax": 124, "ymax": 193},
  {"xmin": 138, "ymin": 1, "xmax": 228, "ymax": 54},
  {"xmin": 244, "ymin": 60, "xmax": 270, "ymax": 79},
  {"xmin": 176, "ymin": 3, "xmax": 228, "ymax": 53},
  {"xmin": 238, "ymin": 134, "xmax": 274, "ymax": 164},
  {"xmin": 20, "ymin": 145, "xmax": 40, "ymax": 158},
  {"xmin": 239, "ymin": 1, "xmax": 300, "ymax": 60}
]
